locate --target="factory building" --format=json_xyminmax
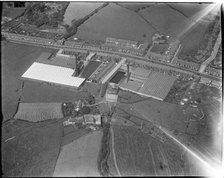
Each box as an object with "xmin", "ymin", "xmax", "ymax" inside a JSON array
[{"xmin": 21, "ymin": 50, "xmax": 86, "ymax": 90}]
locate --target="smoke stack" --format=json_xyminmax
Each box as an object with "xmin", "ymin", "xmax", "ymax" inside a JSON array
[{"xmin": 127, "ymin": 62, "xmax": 130, "ymax": 83}]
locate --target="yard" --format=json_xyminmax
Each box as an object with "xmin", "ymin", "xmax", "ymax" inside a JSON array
[{"xmin": 1, "ymin": 41, "xmax": 56, "ymax": 121}]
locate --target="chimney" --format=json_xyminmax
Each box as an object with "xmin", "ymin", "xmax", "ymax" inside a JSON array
[{"xmin": 127, "ymin": 62, "xmax": 130, "ymax": 83}]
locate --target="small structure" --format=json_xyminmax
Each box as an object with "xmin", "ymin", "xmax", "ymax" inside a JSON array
[
  {"xmin": 105, "ymin": 83, "xmax": 119, "ymax": 102},
  {"xmin": 83, "ymin": 114, "xmax": 102, "ymax": 126}
]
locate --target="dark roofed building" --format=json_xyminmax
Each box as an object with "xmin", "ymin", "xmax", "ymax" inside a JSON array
[
  {"xmin": 36, "ymin": 52, "xmax": 53, "ymax": 62},
  {"xmin": 38, "ymin": 55, "xmax": 77, "ymax": 69}
]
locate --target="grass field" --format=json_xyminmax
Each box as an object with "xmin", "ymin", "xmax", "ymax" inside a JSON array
[
  {"xmin": 138, "ymin": 4, "xmax": 191, "ymax": 39},
  {"xmin": 21, "ymin": 81, "xmax": 91, "ymax": 103},
  {"xmin": 1, "ymin": 41, "xmax": 56, "ymax": 121},
  {"xmin": 63, "ymin": 2, "xmax": 103, "ymax": 26},
  {"xmin": 2, "ymin": 119, "xmax": 63, "ymax": 177},
  {"xmin": 178, "ymin": 21, "xmax": 209, "ymax": 59},
  {"xmin": 76, "ymin": 3, "xmax": 156, "ymax": 43},
  {"xmin": 110, "ymin": 125, "xmax": 194, "ymax": 176},
  {"xmin": 14, "ymin": 103, "xmax": 64, "ymax": 122},
  {"xmin": 53, "ymin": 130, "xmax": 103, "ymax": 177}
]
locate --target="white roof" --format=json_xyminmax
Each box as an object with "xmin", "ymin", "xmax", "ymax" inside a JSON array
[{"xmin": 22, "ymin": 62, "xmax": 85, "ymax": 87}]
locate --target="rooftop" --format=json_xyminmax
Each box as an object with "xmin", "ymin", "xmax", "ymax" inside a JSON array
[{"xmin": 22, "ymin": 62, "xmax": 85, "ymax": 88}]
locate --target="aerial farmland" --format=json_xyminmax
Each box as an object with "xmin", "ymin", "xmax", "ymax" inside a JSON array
[{"xmin": 1, "ymin": 2, "xmax": 222, "ymax": 177}]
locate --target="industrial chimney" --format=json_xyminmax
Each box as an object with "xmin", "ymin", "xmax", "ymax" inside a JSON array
[{"xmin": 127, "ymin": 62, "xmax": 130, "ymax": 83}]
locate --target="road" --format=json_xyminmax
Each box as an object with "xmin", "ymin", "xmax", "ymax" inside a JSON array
[
  {"xmin": 3, "ymin": 32, "xmax": 221, "ymax": 81},
  {"xmin": 110, "ymin": 127, "xmax": 122, "ymax": 176},
  {"xmin": 198, "ymin": 32, "xmax": 221, "ymax": 73}
]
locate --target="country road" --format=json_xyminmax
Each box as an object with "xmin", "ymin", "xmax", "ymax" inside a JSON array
[
  {"xmin": 199, "ymin": 31, "xmax": 221, "ymax": 73},
  {"xmin": 2, "ymin": 32, "xmax": 221, "ymax": 82}
]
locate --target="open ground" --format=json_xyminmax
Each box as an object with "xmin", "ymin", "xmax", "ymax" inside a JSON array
[{"xmin": 1, "ymin": 41, "xmax": 56, "ymax": 121}]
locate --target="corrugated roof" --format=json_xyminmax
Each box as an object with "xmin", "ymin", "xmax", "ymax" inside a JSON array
[
  {"xmin": 22, "ymin": 62, "xmax": 85, "ymax": 88},
  {"xmin": 139, "ymin": 72, "xmax": 176, "ymax": 100}
]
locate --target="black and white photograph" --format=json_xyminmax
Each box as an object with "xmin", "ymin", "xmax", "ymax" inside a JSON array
[{"xmin": 1, "ymin": 0, "xmax": 223, "ymax": 177}]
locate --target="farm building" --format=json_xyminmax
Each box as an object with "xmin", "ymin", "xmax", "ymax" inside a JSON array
[{"xmin": 83, "ymin": 114, "xmax": 102, "ymax": 125}]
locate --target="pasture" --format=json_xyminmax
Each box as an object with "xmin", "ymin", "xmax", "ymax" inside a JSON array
[
  {"xmin": 2, "ymin": 119, "xmax": 63, "ymax": 177},
  {"xmin": 1, "ymin": 41, "xmax": 55, "ymax": 121},
  {"xmin": 123, "ymin": 98, "xmax": 188, "ymax": 132},
  {"xmin": 14, "ymin": 103, "xmax": 64, "ymax": 122},
  {"xmin": 110, "ymin": 125, "xmax": 190, "ymax": 176},
  {"xmin": 53, "ymin": 131, "xmax": 103, "ymax": 177},
  {"xmin": 138, "ymin": 4, "xmax": 191, "ymax": 39},
  {"xmin": 76, "ymin": 3, "xmax": 156, "ymax": 43},
  {"xmin": 63, "ymin": 2, "xmax": 103, "ymax": 26},
  {"xmin": 20, "ymin": 81, "xmax": 91, "ymax": 103}
]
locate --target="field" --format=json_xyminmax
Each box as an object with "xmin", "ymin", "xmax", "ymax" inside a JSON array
[
  {"xmin": 1, "ymin": 41, "xmax": 56, "ymax": 121},
  {"xmin": 80, "ymin": 60, "xmax": 102, "ymax": 79},
  {"xmin": 76, "ymin": 3, "xmax": 156, "ymax": 43},
  {"xmin": 178, "ymin": 21, "xmax": 209, "ymax": 59},
  {"xmin": 109, "ymin": 124, "xmax": 198, "ymax": 176},
  {"xmin": 53, "ymin": 131, "xmax": 103, "ymax": 176},
  {"xmin": 130, "ymin": 99, "xmax": 187, "ymax": 131},
  {"xmin": 14, "ymin": 103, "xmax": 64, "ymax": 122},
  {"xmin": 138, "ymin": 4, "xmax": 191, "ymax": 39},
  {"xmin": 20, "ymin": 81, "xmax": 92, "ymax": 103},
  {"xmin": 167, "ymin": 3, "xmax": 210, "ymax": 18},
  {"xmin": 63, "ymin": 2, "xmax": 103, "ymax": 26},
  {"xmin": 2, "ymin": 119, "xmax": 63, "ymax": 177}
]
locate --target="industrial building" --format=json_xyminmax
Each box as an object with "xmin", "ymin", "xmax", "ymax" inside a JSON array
[
  {"xmin": 119, "ymin": 65, "xmax": 176, "ymax": 100},
  {"xmin": 105, "ymin": 83, "xmax": 119, "ymax": 102},
  {"xmin": 21, "ymin": 50, "xmax": 86, "ymax": 90}
]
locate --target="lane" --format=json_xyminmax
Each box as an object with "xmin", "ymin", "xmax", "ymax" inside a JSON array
[{"xmin": 110, "ymin": 127, "xmax": 122, "ymax": 176}]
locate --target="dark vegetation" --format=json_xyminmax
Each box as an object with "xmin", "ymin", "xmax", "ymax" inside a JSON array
[
  {"xmin": 98, "ymin": 123, "xmax": 111, "ymax": 176},
  {"xmin": 23, "ymin": 2, "xmax": 69, "ymax": 27}
]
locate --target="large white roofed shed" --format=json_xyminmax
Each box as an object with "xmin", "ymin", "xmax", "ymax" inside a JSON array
[{"xmin": 22, "ymin": 62, "xmax": 85, "ymax": 88}]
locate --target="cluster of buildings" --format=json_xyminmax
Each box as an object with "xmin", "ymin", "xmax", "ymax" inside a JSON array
[
  {"xmin": 147, "ymin": 33, "xmax": 181, "ymax": 63},
  {"xmin": 63, "ymin": 114, "xmax": 102, "ymax": 130},
  {"xmin": 101, "ymin": 37, "xmax": 149, "ymax": 56}
]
